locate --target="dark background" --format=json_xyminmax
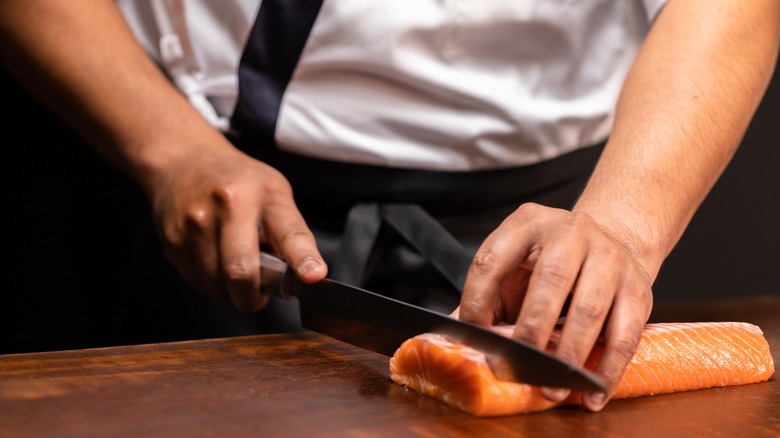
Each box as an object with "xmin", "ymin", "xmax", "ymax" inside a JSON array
[
  {"xmin": 651, "ymin": 62, "xmax": 780, "ymax": 301},
  {"xmin": 2, "ymin": 60, "xmax": 778, "ymax": 354}
]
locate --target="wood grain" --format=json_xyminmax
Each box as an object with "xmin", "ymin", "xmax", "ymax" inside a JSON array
[{"xmin": 1, "ymin": 295, "xmax": 778, "ymax": 438}]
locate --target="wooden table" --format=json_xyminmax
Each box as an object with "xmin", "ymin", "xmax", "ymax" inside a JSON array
[{"xmin": 1, "ymin": 295, "xmax": 778, "ymax": 438}]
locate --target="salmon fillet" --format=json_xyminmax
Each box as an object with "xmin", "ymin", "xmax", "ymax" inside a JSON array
[{"xmin": 389, "ymin": 322, "xmax": 775, "ymax": 416}]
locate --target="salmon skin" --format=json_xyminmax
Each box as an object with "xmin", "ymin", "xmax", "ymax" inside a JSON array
[{"xmin": 389, "ymin": 322, "xmax": 775, "ymax": 416}]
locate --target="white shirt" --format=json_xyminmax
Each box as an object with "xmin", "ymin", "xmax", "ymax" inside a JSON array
[{"xmin": 118, "ymin": 0, "xmax": 669, "ymax": 170}]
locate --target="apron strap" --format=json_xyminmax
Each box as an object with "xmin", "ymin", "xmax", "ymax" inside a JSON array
[
  {"xmin": 231, "ymin": 0, "xmax": 325, "ymax": 145},
  {"xmin": 329, "ymin": 202, "xmax": 382, "ymax": 287},
  {"xmin": 330, "ymin": 202, "xmax": 472, "ymax": 293},
  {"xmin": 381, "ymin": 204, "xmax": 471, "ymax": 291}
]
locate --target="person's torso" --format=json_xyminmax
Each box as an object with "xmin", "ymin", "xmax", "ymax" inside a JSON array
[{"xmin": 118, "ymin": 0, "xmax": 667, "ymax": 170}]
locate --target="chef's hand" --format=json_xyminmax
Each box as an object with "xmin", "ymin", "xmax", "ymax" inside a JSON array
[
  {"xmin": 456, "ymin": 203, "xmax": 653, "ymax": 412},
  {"xmin": 147, "ymin": 144, "xmax": 327, "ymax": 313},
  {"xmin": 0, "ymin": 0, "xmax": 330, "ymax": 313}
]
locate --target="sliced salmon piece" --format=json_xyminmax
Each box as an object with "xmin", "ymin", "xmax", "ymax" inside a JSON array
[{"xmin": 389, "ymin": 322, "xmax": 775, "ymax": 416}]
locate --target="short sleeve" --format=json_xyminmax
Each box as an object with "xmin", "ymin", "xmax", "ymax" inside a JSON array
[{"xmin": 642, "ymin": 0, "xmax": 670, "ymax": 23}]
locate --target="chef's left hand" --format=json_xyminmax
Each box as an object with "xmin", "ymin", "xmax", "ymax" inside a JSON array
[{"xmin": 455, "ymin": 202, "xmax": 653, "ymax": 412}]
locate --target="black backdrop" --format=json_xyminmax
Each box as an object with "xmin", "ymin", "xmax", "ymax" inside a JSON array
[
  {"xmin": 651, "ymin": 61, "xmax": 780, "ymax": 301},
  {"xmin": 2, "ymin": 60, "xmax": 778, "ymax": 354}
]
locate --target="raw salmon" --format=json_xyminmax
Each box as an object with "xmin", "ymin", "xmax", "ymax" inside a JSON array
[{"xmin": 389, "ymin": 322, "xmax": 775, "ymax": 416}]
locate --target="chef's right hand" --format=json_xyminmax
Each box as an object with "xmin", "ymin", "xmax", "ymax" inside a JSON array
[
  {"xmin": 145, "ymin": 143, "xmax": 328, "ymax": 313},
  {"xmin": 0, "ymin": 0, "xmax": 328, "ymax": 314}
]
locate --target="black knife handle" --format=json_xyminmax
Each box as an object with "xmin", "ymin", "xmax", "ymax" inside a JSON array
[{"xmin": 260, "ymin": 252, "xmax": 296, "ymax": 299}]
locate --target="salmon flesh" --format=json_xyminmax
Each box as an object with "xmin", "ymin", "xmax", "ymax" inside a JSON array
[{"xmin": 389, "ymin": 322, "xmax": 775, "ymax": 416}]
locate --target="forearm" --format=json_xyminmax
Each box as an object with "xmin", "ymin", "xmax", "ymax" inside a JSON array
[
  {"xmin": 0, "ymin": 0, "xmax": 230, "ymax": 194},
  {"xmin": 574, "ymin": 0, "xmax": 780, "ymax": 281}
]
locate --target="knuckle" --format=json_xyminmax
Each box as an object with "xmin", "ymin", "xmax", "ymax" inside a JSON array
[
  {"xmin": 556, "ymin": 342, "xmax": 590, "ymax": 365},
  {"xmin": 223, "ymin": 261, "xmax": 259, "ymax": 287},
  {"xmin": 470, "ymin": 249, "xmax": 500, "ymax": 277},
  {"xmin": 457, "ymin": 296, "xmax": 491, "ymax": 324},
  {"xmin": 565, "ymin": 211, "xmax": 597, "ymax": 236},
  {"xmin": 625, "ymin": 283, "xmax": 654, "ymax": 320},
  {"xmin": 611, "ymin": 334, "xmax": 641, "ymax": 364},
  {"xmin": 278, "ymin": 227, "xmax": 314, "ymax": 247},
  {"xmin": 184, "ymin": 205, "xmax": 210, "ymax": 233},
  {"xmin": 284, "ymin": 227, "xmax": 312, "ymax": 241},
  {"xmin": 571, "ymin": 299, "xmax": 605, "ymax": 322},
  {"xmin": 623, "ymin": 280, "xmax": 653, "ymax": 308},
  {"xmin": 514, "ymin": 202, "xmax": 542, "ymax": 219},
  {"xmin": 514, "ymin": 316, "xmax": 548, "ymax": 346},
  {"xmin": 519, "ymin": 202, "xmax": 542, "ymax": 212},
  {"xmin": 209, "ymin": 183, "xmax": 238, "ymax": 207},
  {"xmin": 157, "ymin": 222, "xmax": 188, "ymax": 253},
  {"xmin": 593, "ymin": 239, "xmax": 621, "ymax": 260},
  {"xmin": 603, "ymin": 246, "xmax": 623, "ymax": 266},
  {"xmin": 535, "ymin": 261, "xmax": 572, "ymax": 290},
  {"xmin": 567, "ymin": 210, "xmax": 593, "ymax": 227},
  {"xmin": 158, "ymin": 223, "xmax": 182, "ymax": 247},
  {"xmin": 264, "ymin": 175, "xmax": 294, "ymax": 198}
]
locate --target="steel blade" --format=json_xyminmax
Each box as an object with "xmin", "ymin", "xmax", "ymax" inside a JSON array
[{"xmin": 290, "ymin": 276, "xmax": 607, "ymax": 391}]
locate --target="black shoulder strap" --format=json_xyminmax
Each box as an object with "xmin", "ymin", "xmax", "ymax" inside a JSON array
[{"xmin": 230, "ymin": 0, "xmax": 325, "ymax": 147}]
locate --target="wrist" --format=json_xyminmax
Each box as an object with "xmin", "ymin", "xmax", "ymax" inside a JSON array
[{"xmin": 571, "ymin": 203, "xmax": 669, "ymax": 285}]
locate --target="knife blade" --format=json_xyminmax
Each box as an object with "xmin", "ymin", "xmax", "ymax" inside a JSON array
[{"xmin": 260, "ymin": 252, "xmax": 607, "ymax": 392}]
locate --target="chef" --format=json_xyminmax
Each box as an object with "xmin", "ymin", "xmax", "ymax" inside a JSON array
[{"xmin": 2, "ymin": 0, "xmax": 777, "ymax": 411}]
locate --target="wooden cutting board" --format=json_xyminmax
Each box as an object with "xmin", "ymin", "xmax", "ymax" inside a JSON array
[{"xmin": 0, "ymin": 295, "xmax": 778, "ymax": 437}]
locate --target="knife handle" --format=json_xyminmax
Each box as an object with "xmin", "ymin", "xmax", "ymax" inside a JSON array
[{"xmin": 260, "ymin": 252, "xmax": 296, "ymax": 300}]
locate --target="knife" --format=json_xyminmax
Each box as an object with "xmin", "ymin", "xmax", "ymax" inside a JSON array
[{"xmin": 260, "ymin": 252, "xmax": 607, "ymax": 391}]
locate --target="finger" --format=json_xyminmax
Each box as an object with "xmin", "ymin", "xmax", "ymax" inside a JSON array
[
  {"xmin": 555, "ymin": 244, "xmax": 621, "ymax": 364},
  {"xmin": 512, "ymin": 221, "xmax": 588, "ymax": 350},
  {"xmin": 156, "ymin": 219, "xmax": 204, "ymax": 296},
  {"xmin": 511, "ymin": 224, "xmax": 590, "ymax": 403},
  {"xmin": 459, "ymin": 219, "xmax": 535, "ymax": 327},
  {"xmin": 495, "ymin": 268, "xmax": 532, "ymax": 323},
  {"xmin": 582, "ymin": 282, "xmax": 650, "ymax": 412},
  {"xmin": 263, "ymin": 197, "xmax": 327, "ymax": 283},
  {"xmin": 540, "ymin": 241, "xmax": 620, "ymax": 401},
  {"xmin": 182, "ymin": 203, "xmax": 229, "ymax": 301},
  {"xmin": 218, "ymin": 202, "xmax": 267, "ymax": 313}
]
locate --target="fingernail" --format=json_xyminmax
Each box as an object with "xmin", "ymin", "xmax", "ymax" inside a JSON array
[
  {"xmin": 541, "ymin": 387, "xmax": 570, "ymax": 402},
  {"xmin": 587, "ymin": 392, "xmax": 607, "ymax": 411},
  {"xmin": 297, "ymin": 257, "xmax": 324, "ymax": 277}
]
